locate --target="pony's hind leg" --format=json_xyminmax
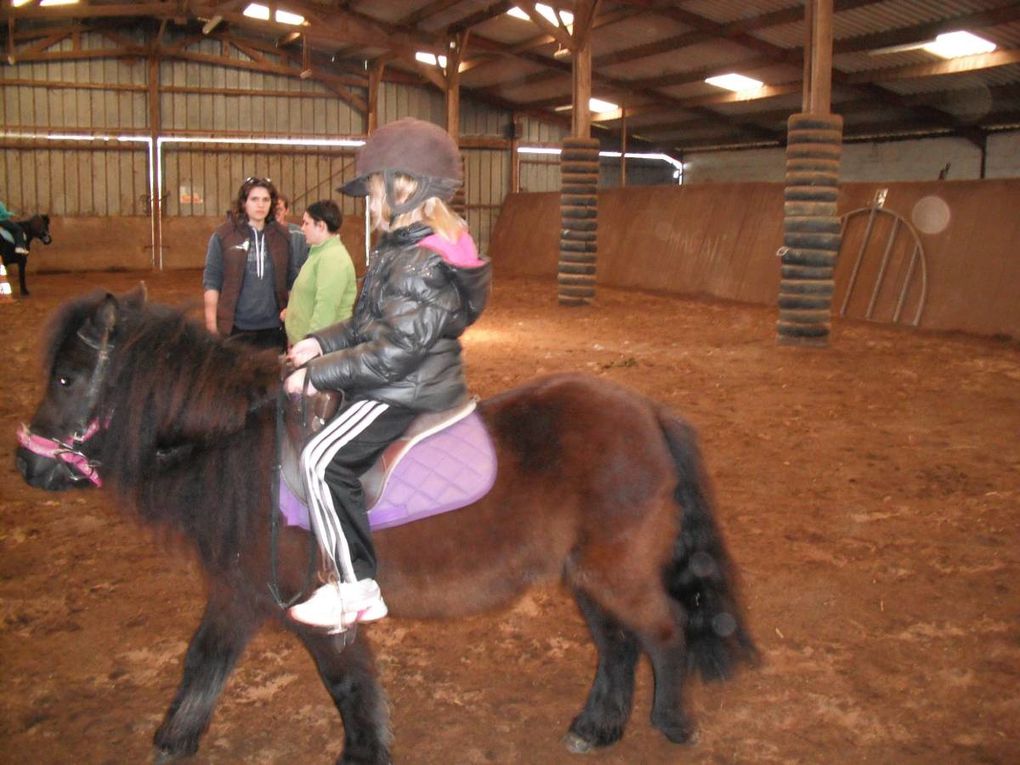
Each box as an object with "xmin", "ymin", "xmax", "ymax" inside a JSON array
[
  {"xmin": 153, "ymin": 589, "xmax": 264, "ymax": 761},
  {"xmin": 297, "ymin": 628, "xmax": 392, "ymax": 765},
  {"xmin": 640, "ymin": 627, "xmax": 697, "ymax": 744},
  {"xmin": 564, "ymin": 588, "xmax": 640, "ymax": 753}
]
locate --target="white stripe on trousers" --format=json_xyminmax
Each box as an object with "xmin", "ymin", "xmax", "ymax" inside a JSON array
[{"xmin": 300, "ymin": 399, "xmax": 390, "ymax": 583}]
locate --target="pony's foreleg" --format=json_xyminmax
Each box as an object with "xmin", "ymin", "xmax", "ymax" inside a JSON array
[
  {"xmin": 15, "ymin": 257, "xmax": 29, "ymax": 296},
  {"xmin": 298, "ymin": 629, "xmax": 392, "ymax": 765},
  {"xmin": 564, "ymin": 588, "xmax": 641, "ymax": 753},
  {"xmin": 153, "ymin": 590, "xmax": 262, "ymax": 761}
]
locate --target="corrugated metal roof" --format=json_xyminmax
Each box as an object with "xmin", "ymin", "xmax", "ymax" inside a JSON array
[{"xmin": 3, "ymin": 0, "xmax": 1018, "ymax": 152}]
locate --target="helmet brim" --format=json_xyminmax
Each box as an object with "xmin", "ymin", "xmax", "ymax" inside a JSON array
[{"xmin": 337, "ymin": 176, "xmax": 369, "ymax": 197}]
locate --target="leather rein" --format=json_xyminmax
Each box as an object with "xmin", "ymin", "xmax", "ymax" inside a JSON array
[{"xmin": 267, "ymin": 364, "xmax": 321, "ymax": 610}]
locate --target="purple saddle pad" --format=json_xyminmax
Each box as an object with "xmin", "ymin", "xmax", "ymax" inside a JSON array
[{"xmin": 278, "ymin": 411, "xmax": 497, "ymax": 532}]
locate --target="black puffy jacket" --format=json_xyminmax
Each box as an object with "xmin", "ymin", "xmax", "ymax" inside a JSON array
[{"xmin": 307, "ymin": 223, "xmax": 491, "ymax": 411}]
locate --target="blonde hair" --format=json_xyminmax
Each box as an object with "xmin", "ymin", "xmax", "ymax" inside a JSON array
[{"xmin": 367, "ymin": 173, "xmax": 466, "ymax": 242}]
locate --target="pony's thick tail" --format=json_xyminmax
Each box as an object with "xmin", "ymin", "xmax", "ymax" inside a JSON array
[{"xmin": 657, "ymin": 409, "xmax": 760, "ymax": 682}]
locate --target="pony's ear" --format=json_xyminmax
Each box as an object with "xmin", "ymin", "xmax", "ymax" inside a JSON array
[
  {"xmin": 79, "ymin": 293, "xmax": 120, "ymax": 347},
  {"xmin": 94, "ymin": 294, "xmax": 119, "ymax": 334},
  {"xmin": 122, "ymin": 282, "xmax": 147, "ymax": 310}
]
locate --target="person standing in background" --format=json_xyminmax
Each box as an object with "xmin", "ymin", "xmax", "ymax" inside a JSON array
[
  {"xmin": 203, "ymin": 176, "xmax": 291, "ymax": 351},
  {"xmin": 277, "ymin": 194, "xmax": 310, "ymax": 276},
  {"xmin": 283, "ymin": 199, "xmax": 357, "ymax": 346}
]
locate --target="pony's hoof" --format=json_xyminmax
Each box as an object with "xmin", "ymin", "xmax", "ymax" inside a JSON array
[
  {"xmin": 562, "ymin": 732, "xmax": 595, "ymax": 754},
  {"xmin": 153, "ymin": 747, "xmax": 184, "ymax": 764},
  {"xmin": 651, "ymin": 709, "xmax": 699, "ymax": 745}
]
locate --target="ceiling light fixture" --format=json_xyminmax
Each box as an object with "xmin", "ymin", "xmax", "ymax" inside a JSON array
[
  {"xmin": 554, "ymin": 98, "xmax": 619, "ymax": 113},
  {"xmin": 507, "ymin": 4, "xmax": 574, "ymax": 27},
  {"xmin": 39, "ymin": 0, "xmax": 81, "ymax": 6},
  {"xmin": 415, "ymin": 51, "xmax": 448, "ymax": 69},
  {"xmin": 705, "ymin": 73, "xmax": 764, "ymax": 93},
  {"xmin": 922, "ymin": 31, "xmax": 996, "ymax": 59},
  {"xmin": 242, "ymin": 3, "xmax": 306, "ymax": 25}
]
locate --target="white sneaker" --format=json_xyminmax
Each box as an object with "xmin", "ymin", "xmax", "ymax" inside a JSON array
[
  {"xmin": 15, "ymin": 246, "xmax": 29, "ymax": 255},
  {"xmin": 288, "ymin": 578, "xmax": 388, "ymax": 633}
]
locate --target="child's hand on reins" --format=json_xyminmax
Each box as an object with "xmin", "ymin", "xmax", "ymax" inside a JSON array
[
  {"xmin": 284, "ymin": 367, "xmax": 318, "ymax": 396},
  {"xmin": 288, "ymin": 337, "xmax": 322, "ymax": 367}
]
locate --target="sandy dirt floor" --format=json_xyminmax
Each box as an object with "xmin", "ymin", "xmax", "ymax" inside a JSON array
[{"xmin": 1, "ymin": 270, "xmax": 1018, "ymax": 765}]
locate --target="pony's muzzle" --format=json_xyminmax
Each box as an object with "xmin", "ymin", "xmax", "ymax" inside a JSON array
[{"xmin": 15, "ymin": 445, "xmax": 94, "ymax": 491}]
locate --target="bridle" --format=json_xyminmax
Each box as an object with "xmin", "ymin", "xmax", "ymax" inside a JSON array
[{"xmin": 16, "ymin": 321, "xmax": 114, "ymax": 488}]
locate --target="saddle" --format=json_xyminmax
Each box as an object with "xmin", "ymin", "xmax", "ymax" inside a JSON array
[{"xmin": 279, "ymin": 392, "xmax": 497, "ymax": 532}]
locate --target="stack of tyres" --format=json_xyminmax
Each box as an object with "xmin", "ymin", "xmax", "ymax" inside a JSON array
[
  {"xmin": 559, "ymin": 137, "xmax": 600, "ymax": 305},
  {"xmin": 780, "ymin": 113, "xmax": 843, "ymax": 345}
]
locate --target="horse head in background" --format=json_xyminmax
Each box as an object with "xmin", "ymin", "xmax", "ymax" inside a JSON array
[{"xmin": 0, "ymin": 214, "xmax": 52, "ymax": 296}]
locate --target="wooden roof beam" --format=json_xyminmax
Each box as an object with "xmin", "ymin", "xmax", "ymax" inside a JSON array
[{"xmin": 844, "ymin": 48, "xmax": 1020, "ymax": 84}]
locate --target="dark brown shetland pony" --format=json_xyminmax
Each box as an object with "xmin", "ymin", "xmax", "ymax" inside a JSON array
[{"xmin": 16, "ymin": 287, "xmax": 758, "ymax": 765}]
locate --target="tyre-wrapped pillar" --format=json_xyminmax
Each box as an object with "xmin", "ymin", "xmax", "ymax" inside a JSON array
[
  {"xmin": 559, "ymin": 137, "xmax": 599, "ymax": 306},
  {"xmin": 779, "ymin": 113, "xmax": 843, "ymax": 346}
]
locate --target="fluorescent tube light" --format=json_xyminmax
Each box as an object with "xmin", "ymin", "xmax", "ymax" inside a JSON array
[
  {"xmin": 243, "ymin": 3, "xmax": 270, "ymax": 20},
  {"xmin": 242, "ymin": 3, "xmax": 305, "ymax": 25},
  {"xmin": 276, "ymin": 9, "xmax": 306, "ymax": 26},
  {"xmin": 507, "ymin": 4, "xmax": 573, "ymax": 26},
  {"xmin": 415, "ymin": 52, "xmax": 448, "ymax": 68},
  {"xmin": 922, "ymin": 31, "xmax": 996, "ymax": 59},
  {"xmin": 589, "ymin": 98, "xmax": 618, "ymax": 113},
  {"xmin": 555, "ymin": 98, "xmax": 619, "ymax": 113},
  {"xmin": 705, "ymin": 73, "xmax": 763, "ymax": 92}
]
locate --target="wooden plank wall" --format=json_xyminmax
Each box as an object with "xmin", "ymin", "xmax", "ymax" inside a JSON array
[
  {"xmin": 1, "ymin": 31, "xmax": 521, "ymax": 261},
  {"xmin": 490, "ymin": 181, "xmax": 1020, "ymax": 338},
  {"xmin": 31, "ymin": 213, "xmax": 368, "ymax": 275}
]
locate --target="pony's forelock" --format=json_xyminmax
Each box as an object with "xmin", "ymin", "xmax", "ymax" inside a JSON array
[{"xmin": 40, "ymin": 288, "xmax": 109, "ymax": 377}]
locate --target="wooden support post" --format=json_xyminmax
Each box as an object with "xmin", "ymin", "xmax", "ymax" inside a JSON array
[
  {"xmin": 807, "ymin": 0, "xmax": 833, "ymax": 114},
  {"xmin": 802, "ymin": 0, "xmax": 813, "ymax": 113},
  {"xmin": 445, "ymin": 31, "xmax": 469, "ymax": 216},
  {"xmin": 779, "ymin": 0, "xmax": 841, "ymax": 347},
  {"xmin": 7, "ymin": 16, "xmax": 16, "ymax": 65},
  {"xmin": 620, "ymin": 104, "xmax": 627, "ymax": 187},
  {"xmin": 558, "ymin": 0, "xmax": 601, "ymax": 305},
  {"xmin": 572, "ymin": 40, "xmax": 591, "ymax": 138},
  {"xmin": 367, "ymin": 60, "xmax": 384, "ymax": 134},
  {"xmin": 510, "ymin": 112, "xmax": 520, "ymax": 194}
]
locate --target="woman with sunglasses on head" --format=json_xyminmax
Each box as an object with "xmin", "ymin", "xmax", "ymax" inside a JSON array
[
  {"xmin": 282, "ymin": 198, "xmax": 357, "ymax": 346},
  {"xmin": 282, "ymin": 119, "xmax": 491, "ymax": 632},
  {"xmin": 203, "ymin": 176, "xmax": 294, "ymax": 351}
]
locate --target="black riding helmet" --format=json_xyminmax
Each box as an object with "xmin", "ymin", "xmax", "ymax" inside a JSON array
[{"xmin": 337, "ymin": 118, "xmax": 462, "ymax": 216}]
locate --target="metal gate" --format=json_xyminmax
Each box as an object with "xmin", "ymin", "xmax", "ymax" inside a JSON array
[{"xmin": 836, "ymin": 193, "xmax": 929, "ymax": 327}]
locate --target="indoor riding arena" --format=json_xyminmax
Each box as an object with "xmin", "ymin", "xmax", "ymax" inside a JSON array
[{"xmin": 1, "ymin": 3, "xmax": 1018, "ymax": 765}]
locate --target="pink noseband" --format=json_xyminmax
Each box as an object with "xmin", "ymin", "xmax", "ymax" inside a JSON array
[{"xmin": 17, "ymin": 419, "xmax": 104, "ymax": 487}]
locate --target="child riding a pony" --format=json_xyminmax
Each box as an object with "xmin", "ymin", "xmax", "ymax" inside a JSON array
[
  {"xmin": 0, "ymin": 196, "xmax": 30, "ymax": 254},
  {"xmin": 283, "ymin": 118, "xmax": 491, "ymax": 633}
]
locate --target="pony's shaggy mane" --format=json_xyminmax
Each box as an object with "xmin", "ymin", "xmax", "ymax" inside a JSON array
[{"xmin": 48, "ymin": 289, "xmax": 284, "ymax": 568}]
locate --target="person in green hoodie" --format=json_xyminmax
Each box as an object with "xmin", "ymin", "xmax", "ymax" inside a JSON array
[{"xmin": 282, "ymin": 199, "xmax": 357, "ymax": 347}]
